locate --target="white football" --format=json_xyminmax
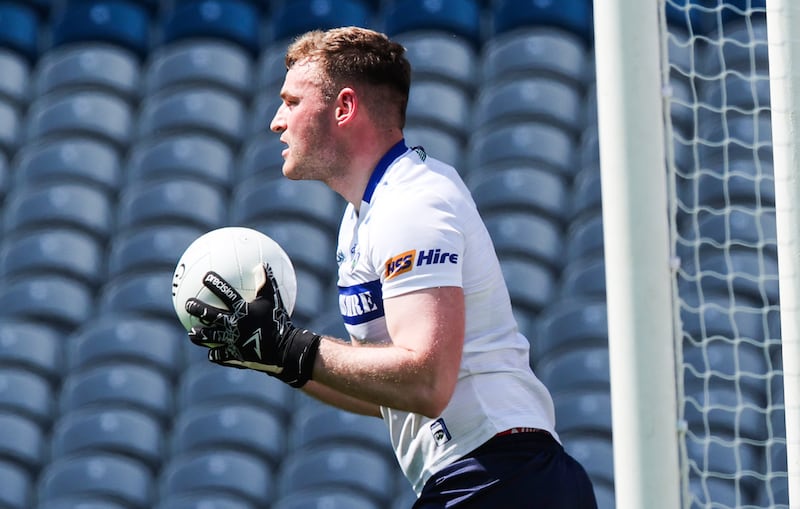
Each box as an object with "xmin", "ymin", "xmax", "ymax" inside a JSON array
[{"xmin": 171, "ymin": 226, "xmax": 297, "ymax": 331}]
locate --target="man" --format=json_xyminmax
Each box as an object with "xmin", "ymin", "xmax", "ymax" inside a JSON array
[{"xmin": 185, "ymin": 26, "xmax": 597, "ymax": 508}]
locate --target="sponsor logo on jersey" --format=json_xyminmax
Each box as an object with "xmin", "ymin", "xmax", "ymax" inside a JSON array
[
  {"xmin": 430, "ymin": 418, "xmax": 452, "ymax": 446},
  {"xmin": 338, "ymin": 280, "xmax": 384, "ymax": 325},
  {"xmin": 384, "ymin": 247, "xmax": 460, "ymax": 280}
]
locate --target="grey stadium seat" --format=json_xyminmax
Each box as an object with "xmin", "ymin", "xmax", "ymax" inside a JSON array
[
  {"xmin": 394, "ymin": 31, "xmax": 478, "ymax": 92},
  {"xmin": 0, "ymin": 412, "xmax": 46, "ymax": 473},
  {"xmin": 107, "ymin": 224, "xmax": 203, "ymax": 278},
  {"xmin": 273, "ymin": 487, "xmax": 382, "ymax": 509},
  {"xmin": 287, "ymin": 403, "xmax": 391, "ymax": 458},
  {"xmin": 0, "ymin": 275, "xmax": 94, "ymax": 332},
  {"xmin": 245, "ymin": 219, "xmax": 335, "ymax": 280},
  {"xmin": 116, "ymin": 179, "xmax": 228, "ymax": 231},
  {"xmin": 553, "ymin": 391, "xmax": 613, "ymax": 438},
  {"xmin": 33, "ymin": 44, "xmax": 141, "ymax": 100},
  {"xmin": 469, "ymin": 166, "xmax": 570, "ymax": 223},
  {"xmin": 535, "ymin": 298, "xmax": 608, "ymax": 365},
  {"xmin": 562, "ymin": 436, "xmax": 615, "ymax": 489},
  {"xmin": 155, "ymin": 493, "xmax": 256, "ymax": 509},
  {"xmin": 247, "ymin": 90, "xmax": 282, "ymax": 138},
  {"xmin": 237, "ymin": 132, "xmax": 286, "ymax": 180},
  {"xmin": 256, "ymin": 40, "xmax": 290, "ymax": 91},
  {"xmin": 0, "ymin": 48, "xmax": 30, "ymax": 104},
  {"xmin": 680, "ymin": 248, "xmax": 779, "ymax": 305},
  {"xmin": 484, "ymin": 212, "xmax": 564, "ymax": 272},
  {"xmin": 0, "ymin": 459, "xmax": 32, "ymax": 509},
  {"xmin": 403, "ymin": 125, "xmax": 463, "ymax": 169},
  {"xmin": 499, "ymin": 258, "xmax": 557, "ymax": 314},
  {"xmin": 98, "ymin": 270, "xmax": 176, "ymax": 321},
  {"xmin": 0, "ymin": 320, "xmax": 63, "ymax": 384},
  {"xmin": 0, "ymin": 98, "xmax": 20, "ymax": 154},
  {"xmin": 406, "ymin": 80, "xmax": 471, "ymax": 139},
  {"xmin": 558, "ymin": 257, "xmax": 606, "ymax": 299},
  {"xmin": 34, "ymin": 498, "xmax": 128, "ymax": 509},
  {"xmin": 565, "ymin": 213, "xmax": 604, "ymax": 265},
  {"xmin": 535, "ymin": 346, "xmax": 610, "ymax": 398},
  {"xmin": 0, "ymin": 367, "xmax": 55, "ymax": 427}
]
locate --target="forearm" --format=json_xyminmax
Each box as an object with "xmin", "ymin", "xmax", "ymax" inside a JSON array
[{"xmin": 302, "ymin": 380, "xmax": 383, "ymax": 418}]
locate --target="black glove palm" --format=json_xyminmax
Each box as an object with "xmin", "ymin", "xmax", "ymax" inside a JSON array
[{"xmin": 185, "ymin": 264, "xmax": 321, "ymax": 388}]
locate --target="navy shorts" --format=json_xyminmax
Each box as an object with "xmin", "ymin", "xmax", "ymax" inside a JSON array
[{"xmin": 412, "ymin": 431, "xmax": 598, "ymax": 509}]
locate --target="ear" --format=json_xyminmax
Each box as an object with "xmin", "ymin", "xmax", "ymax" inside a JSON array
[{"xmin": 334, "ymin": 87, "xmax": 358, "ymax": 126}]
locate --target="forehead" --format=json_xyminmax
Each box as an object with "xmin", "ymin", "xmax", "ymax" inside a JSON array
[{"xmin": 281, "ymin": 61, "xmax": 324, "ymax": 96}]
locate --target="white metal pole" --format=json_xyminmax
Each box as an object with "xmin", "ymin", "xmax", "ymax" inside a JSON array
[
  {"xmin": 592, "ymin": 0, "xmax": 681, "ymax": 507},
  {"xmin": 767, "ymin": 2, "xmax": 800, "ymax": 507}
]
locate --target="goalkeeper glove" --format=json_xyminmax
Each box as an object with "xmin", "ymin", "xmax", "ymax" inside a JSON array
[{"xmin": 185, "ymin": 264, "xmax": 321, "ymax": 388}]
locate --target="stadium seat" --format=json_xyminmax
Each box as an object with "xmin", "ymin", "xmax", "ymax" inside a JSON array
[
  {"xmin": 288, "ymin": 403, "xmax": 391, "ymax": 457},
  {"xmin": 701, "ymin": 18, "xmax": 768, "ymax": 75},
  {"xmin": 0, "ymin": 367, "xmax": 54, "ymax": 427},
  {"xmin": 231, "ymin": 177, "xmax": 345, "ymax": 232},
  {"xmin": 276, "ymin": 444, "xmax": 395, "ymax": 506},
  {"xmin": 177, "ymin": 364, "xmax": 294, "ymax": 422},
  {"xmin": 0, "ymin": 1, "xmax": 39, "ymax": 62},
  {"xmin": 256, "ymin": 43, "xmax": 288, "ymax": 91},
  {"xmin": 481, "ymin": 27, "xmax": 589, "ymax": 88},
  {"xmin": 394, "ymin": 32, "xmax": 477, "ymax": 93},
  {"xmin": 136, "ymin": 87, "xmax": 246, "ymax": 148},
  {"xmin": 384, "ymin": 0, "xmax": 481, "ymax": 47},
  {"xmin": 499, "ymin": 258, "xmax": 557, "ymax": 314},
  {"xmin": 535, "ymin": 346, "xmax": 610, "ymax": 398},
  {"xmin": 158, "ymin": 450, "xmax": 274, "ymax": 505},
  {"xmin": 273, "ymin": 487, "xmax": 382, "ymax": 509},
  {"xmin": 244, "ymin": 219, "xmax": 335, "ymax": 280},
  {"xmin": 0, "ymin": 412, "xmax": 45, "ymax": 474},
  {"xmin": 155, "ymin": 493, "xmax": 256, "ymax": 509},
  {"xmin": 684, "ymin": 386, "xmax": 768, "ymax": 442},
  {"xmin": 170, "ymin": 403, "xmax": 285, "ymax": 467},
  {"xmin": 13, "ymin": 137, "xmax": 122, "ymax": 195},
  {"xmin": 688, "ymin": 476, "xmax": 748, "ymax": 509},
  {"xmin": 0, "ymin": 228, "xmax": 106, "ymax": 288},
  {"xmin": 116, "ymin": 179, "xmax": 228, "ymax": 231},
  {"xmin": 678, "ymin": 208, "xmax": 777, "ymax": 261},
  {"xmin": 0, "ymin": 48, "xmax": 30, "ymax": 104},
  {"xmin": 470, "ymin": 166, "xmax": 570, "ymax": 223},
  {"xmin": 24, "ymin": 91, "xmax": 134, "ymax": 149},
  {"xmin": 236, "ymin": 132, "xmax": 286, "ymax": 179},
  {"xmin": 687, "ymin": 159, "xmax": 776, "ymax": 210},
  {"xmin": 0, "ymin": 459, "xmax": 32, "ymax": 509},
  {"xmin": 680, "ymin": 248, "xmax": 779, "ymax": 305},
  {"xmin": 698, "ymin": 116, "xmax": 772, "ymax": 168},
  {"xmin": 292, "ymin": 267, "xmax": 330, "ymax": 324},
  {"xmin": 466, "ymin": 122, "xmax": 575, "ymax": 177},
  {"xmin": 472, "ymin": 78, "xmax": 584, "ymax": 135},
  {"xmin": 58, "ymin": 363, "xmax": 174, "ymax": 425},
  {"xmin": 403, "ymin": 125, "xmax": 463, "ymax": 169},
  {"xmin": 558, "ymin": 257, "xmax": 606, "ymax": 299},
  {"xmin": 37, "ymin": 452, "xmax": 155, "ymax": 509},
  {"xmin": 561, "ymin": 435, "xmax": 615, "ymax": 488},
  {"xmin": 553, "ymin": 391, "xmax": 613, "ymax": 438},
  {"xmin": 490, "ymin": 0, "xmax": 593, "ymax": 44},
  {"xmin": 34, "ymin": 498, "xmax": 128, "ymax": 509},
  {"xmin": 247, "ymin": 90, "xmax": 283, "ymax": 137},
  {"xmin": 98, "ymin": 270, "xmax": 176, "ymax": 321},
  {"xmin": 33, "ymin": 44, "xmax": 141, "ymax": 100},
  {"xmin": 126, "ymin": 133, "xmax": 235, "ymax": 189},
  {"xmin": 107, "ymin": 223, "xmax": 203, "ymax": 278},
  {"xmin": 144, "ymin": 39, "xmax": 253, "ymax": 98},
  {"xmin": 0, "ymin": 97, "xmax": 20, "ymax": 154},
  {"xmin": 267, "ymin": 0, "xmax": 372, "ymax": 43},
  {"xmin": 700, "ymin": 72, "xmax": 771, "ymax": 118},
  {"xmin": 569, "ymin": 163, "xmax": 602, "ymax": 220},
  {"xmin": 483, "ymin": 212, "xmax": 564, "ymax": 271},
  {"xmin": 0, "ymin": 275, "xmax": 94, "ymax": 332},
  {"xmin": 0, "ymin": 320, "xmax": 63, "ymax": 384},
  {"xmin": 684, "ymin": 432, "xmax": 762, "ymax": 487},
  {"xmin": 68, "ymin": 314, "xmax": 185, "ymax": 381},
  {"xmin": 0, "ymin": 150, "xmax": 7, "ymax": 203},
  {"xmin": 406, "ymin": 80, "xmax": 471, "ymax": 139},
  {"xmin": 161, "ymin": 0, "xmax": 261, "ymax": 57},
  {"xmin": 50, "ymin": 407, "xmax": 165, "ymax": 472},
  {"xmin": 49, "ymin": 0, "xmax": 151, "ymax": 59},
  {"xmin": 536, "ymin": 298, "xmax": 608, "ymax": 365}
]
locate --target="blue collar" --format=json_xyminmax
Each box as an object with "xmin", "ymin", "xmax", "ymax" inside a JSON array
[{"xmin": 362, "ymin": 139, "xmax": 408, "ymax": 204}]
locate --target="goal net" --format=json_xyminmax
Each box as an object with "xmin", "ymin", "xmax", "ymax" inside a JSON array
[{"xmin": 661, "ymin": 1, "xmax": 787, "ymax": 507}]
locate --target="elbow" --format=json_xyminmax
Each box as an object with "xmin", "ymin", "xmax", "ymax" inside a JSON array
[{"xmin": 414, "ymin": 380, "xmax": 455, "ymax": 419}]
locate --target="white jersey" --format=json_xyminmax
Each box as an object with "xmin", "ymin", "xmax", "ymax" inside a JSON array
[{"xmin": 336, "ymin": 141, "xmax": 558, "ymax": 494}]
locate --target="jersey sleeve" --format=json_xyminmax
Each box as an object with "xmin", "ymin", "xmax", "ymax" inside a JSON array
[{"xmin": 369, "ymin": 191, "xmax": 465, "ymax": 299}]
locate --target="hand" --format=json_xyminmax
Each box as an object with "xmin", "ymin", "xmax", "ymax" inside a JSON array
[{"xmin": 185, "ymin": 264, "xmax": 321, "ymax": 388}]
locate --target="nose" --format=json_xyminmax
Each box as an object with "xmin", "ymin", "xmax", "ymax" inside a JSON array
[{"xmin": 270, "ymin": 103, "xmax": 287, "ymax": 133}]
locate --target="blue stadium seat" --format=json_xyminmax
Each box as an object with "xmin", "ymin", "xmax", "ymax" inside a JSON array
[
  {"xmin": 288, "ymin": 403, "xmax": 391, "ymax": 457},
  {"xmin": 231, "ymin": 177, "xmax": 345, "ymax": 232},
  {"xmin": 0, "ymin": 275, "xmax": 94, "ymax": 332},
  {"xmin": 255, "ymin": 43, "xmax": 288, "ymax": 91},
  {"xmin": 473, "ymin": 78, "xmax": 584, "ymax": 135},
  {"xmin": 467, "ymin": 122, "xmax": 575, "ymax": 177},
  {"xmin": 24, "ymin": 91, "xmax": 134, "ymax": 149},
  {"xmin": 237, "ymin": 132, "xmax": 285, "ymax": 179},
  {"xmin": 687, "ymin": 160, "xmax": 776, "ymax": 210},
  {"xmin": 244, "ymin": 219, "xmax": 335, "ymax": 280},
  {"xmin": 0, "ymin": 367, "xmax": 55, "ymax": 427},
  {"xmin": 116, "ymin": 179, "xmax": 228, "ymax": 231},
  {"xmin": 155, "ymin": 493, "xmax": 256, "ymax": 509},
  {"xmin": 0, "ymin": 459, "xmax": 32, "ymax": 509},
  {"xmin": 698, "ymin": 117, "xmax": 772, "ymax": 168},
  {"xmin": 570, "ymin": 163, "xmax": 601, "ymax": 221},
  {"xmin": 536, "ymin": 298, "xmax": 608, "ymax": 364},
  {"xmin": 170, "ymin": 403, "xmax": 285, "ymax": 467},
  {"xmin": 491, "ymin": 0, "xmax": 592, "ymax": 43},
  {"xmin": 403, "ymin": 126, "xmax": 463, "ymax": 169},
  {"xmin": 559, "ymin": 257, "xmax": 606, "ymax": 299},
  {"xmin": 13, "ymin": 137, "xmax": 122, "ymax": 195},
  {"xmin": 0, "ymin": 412, "xmax": 45, "ymax": 474},
  {"xmin": 684, "ymin": 433, "xmax": 762, "ymax": 489},
  {"xmin": 535, "ymin": 346, "xmax": 610, "ymax": 398},
  {"xmin": 308, "ymin": 308, "xmax": 349, "ymax": 341},
  {"xmin": 35, "ymin": 498, "xmax": 128, "ymax": 509},
  {"xmin": 268, "ymin": 0, "xmax": 372, "ymax": 43},
  {"xmin": 126, "ymin": 134, "xmax": 235, "ymax": 190},
  {"xmin": 406, "ymin": 80, "xmax": 471, "ymax": 139},
  {"xmin": 0, "ymin": 150, "xmax": 7, "ymax": 203},
  {"xmin": 68, "ymin": 314, "xmax": 185, "ymax": 381},
  {"xmin": 684, "ymin": 386, "xmax": 768, "ymax": 442},
  {"xmin": 290, "ymin": 267, "xmax": 329, "ymax": 324},
  {"xmin": 0, "ymin": 97, "xmax": 20, "ymax": 154},
  {"xmin": 59, "ymin": 363, "xmax": 174, "ymax": 425},
  {"xmin": 159, "ymin": 450, "xmax": 274, "ymax": 505},
  {"xmin": 561, "ymin": 435, "xmax": 614, "ymax": 488},
  {"xmin": 0, "ymin": 228, "xmax": 106, "ymax": 287},
  {"xmin": 273, "ymin": 487, "xmax": 382, "ymax": 509},
  {"xmin": 688, "ymin": 475, "xmax": 749, "ymax": 508},
  {"xmin": 0, "ymin": 1, "xmax": 39, "ymax": 62},
  {"xmin": 384, "ymin": 0, "xmax": 481, "ymax": 47},
  {"xmin": 137, "ymin": 87, "xmax": 246, "ymax": 147},
  {"xmin": 145, "ymin": 39, "xmax": 253, "ymax": 98},
  {"xmin": 161, "ymin": 0, "xmax": 260, "ymax": 57},
  {"xmin": 469, "ymin": 166, "xmax": 570, "ymax": 223},
  {"xmin": 481, "ymin": 27, "xmax": 588, "ymax": 88},
  {"xmin": 565, "ymin": 212, "xmax": 604, "ymax": 265},
  {"xmin": 394, "ymin": 31, "xmax": 478, "ymax": 93},
  {"xmin": 50, "ymin": 407, "xmax": 165, "ymax": 472},
  {"xmin": 680, "ymin": 248, "xmax": 779, "ymax": 305},
  {"xmin": 50, "ymin": 0, "xmax": 151, "ymax": 59},
  {"xmin": 247, "ymin": 90, "xmax": 282, "ymax": 137},
  {"xmin": 97, "ymin": 270, "xmax": 176, "ymax": 321},
  {"xmin": 276, "ymin": 444, "xmax": 395, "ymax": 507},
  {"xmin": 678, "ymin": 208, "xmax": 777, "ymax": 261},
  {"xmin": 391, "ymin": 488, "xmax": 420, "ymax": 509},
  {"xmin": 499, "ymin": 258, "xmax": 556, "ymax": 314},
  {"xmin": 484, "ymin": 212, "xmax": 564, "ymax": 271},
  {"xmin": 37, "ymin": 452, "xmax": 155, "ymax": 509},
  {"xmin": 3, "ymin": 182, "xmax": 114, "ymax": 240},
  {"xmin": 0, "ymin": 320, "xmax": 63, "ymax": 384},
  {"xmin": 0, "ymin": 48, "xmax": 30, "ymax": 104},
  {"xmin": 553, "ymin": 391, "xmax": 612, "ymax": 438},
  {"xmin": 34, "ymin": 44, "xmax": 141, "ymax": 100},
  {"xmin": 178, "ymin": 364, "xmax": 294, "ymax": 422},
  {"xmin": 701, "ymin": 17, "xmax": 768, "ymax": 75},
  {"xmin": 700, "ymin": 72, "xmax": 771, "ymax": 117},
  {"xmin": 107, "ymin": 224, "xmax": 203, "ymax": 278}
]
